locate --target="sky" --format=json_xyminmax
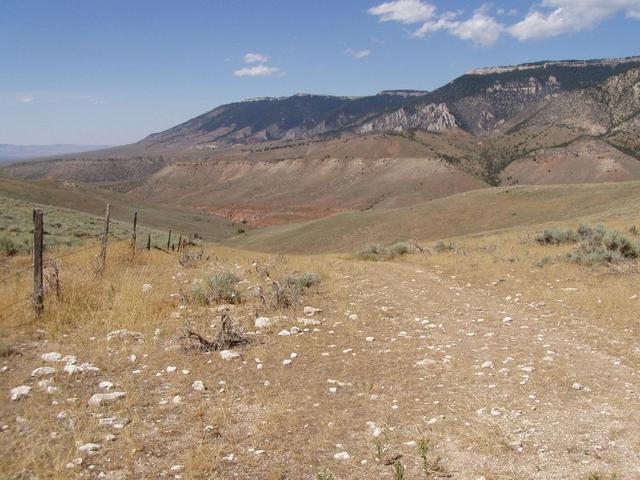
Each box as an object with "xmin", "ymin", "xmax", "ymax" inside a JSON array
[{"xmin": 1, "ymin": 0, "xmax": 639, "ymax": 145}]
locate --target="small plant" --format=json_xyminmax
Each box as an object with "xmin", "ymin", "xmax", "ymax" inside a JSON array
[
  {"xmin": 534, "ymin": 256, "xmax": 552, "ymax": 268},
  {"xmin": 356, "ymin": 241, "xmax": 414, "ymax": 261},
  {"xmin": 434, "ymin": 240, "xmax": 456, "ymax": 253},
  {"xmin": 535, "ymin": 228, "xmax": 577, "ymax": 245},
  {"xmin": 285, "ymin": 272, "xmax": 320, "ymax": 290},
  {"xmin": 393, "ymin": 460, "xmax": 405, "ymax": 480},
  {"xmin": 418, "ymin": 438, "xmax": 443, "ymax": 478},
  {"xmin": 0, "ymin": 236, "xmax": 18, "ymax": 256},
  {"xmin": 206, "ymin": 271, "xmax": 241, "ymax": 304},
  {"xmin": 316, "ymin": 471, "xmax": 335, "ymax": 480}
]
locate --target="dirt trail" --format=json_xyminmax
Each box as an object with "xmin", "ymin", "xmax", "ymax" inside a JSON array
[{"xmin": 2, "ymin": 256, "xmax": 639, "ymax": 480}]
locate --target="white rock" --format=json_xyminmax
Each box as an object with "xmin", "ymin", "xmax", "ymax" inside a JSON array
[
  {"xmin": 77, "ymin": 443, "xmax": 101, "ymax": 455},
  {"xmin": 31, "ymin": 366, "xmax": 56, "ymax": 377},
  {"xmin": 88, "ymin": 391, "xmax": 126, "ymax": 406},
  {"xmin": 170, "ymin": 465, "xmax": 185, "ymax": 473},
  {"xmin": 304, "ymin": 306, "xmax": 322, "ymax": 315},
  {"xmin": 404, "ymin": 440, "xmax": 417, "ymax": 448},
  {"xmin": 254, "ymin": 317, "xmax": 272, "ymax": 329},
  {"xmin": 128, "ymin": 354, "xmax": 137, "ymax": 363},
  {"xmin": 298, "ymin": 317, "xmax": 321, "ymax": 326},
  {"xmin": 166, "ymin": 366, "xmax": 177, "ymax": 373},
  {"xmin": 572, "ymin": 382, "xmax": 583, "ymax": 391},
  {"xmin": 106, "ymin": 329, "xmax": 144, "ymax": 342},
  {"xmin": 192, "ymin": 380, "xmax": 206, "ymax": 392},
  {"xmin": 481, "ymin": 361, "xmax": 494, "ymax": 369},
  {"xmin": 142, "ymin": 283, "xmax": 153, "ymax": 293},
  {"xmin": 99, "ymin": 381, "xmax": 114, "ymax": 390},
  {"xmin": 290, "ymin": 326, "xmax": 301, "ymax": 335},
  {"xmin": 41, "ymin": 352, "xmax": 63, "ymax": 362},
  {"xmin": 416, "ymin": 358, "xmax": 436, "ymax": 367},
  {"xmin": 172, "ymin": 395, "xmax": 182, "ymax": 404},
  {"xmin": 61, "ymin": 355, "xmax": 76, "ymax": 365},
  {"xmin": 290, "ymin": 352, "xmax": 298, "ymax": 359},
  {"xmin": 222, "ymin": 453, "xmax": 235, "ymax": 462},
  {"xmin": 10, "ymin": 385, "xmax": 30, "ymax": 401},
  {"xmin": 66, "ymin": 458, "xmax": 83, "ymax": 469},
  {"xmin": 333, "ymin": 451, "xmax": 350, "ymax": 460},
  {"xmin": 282, "ymin": 359, "xmax": 292, "ymax": 366},
  {"xmin": 219, "ymin": 350, "xmax": 240, "ymax": 360},
  {"xmin": 365, "ymin": 337, "xmax": 375, "ymax": 342},
  {"xmin": 277, "ymin": 329, "xmax": 291, "ymax": 336}
]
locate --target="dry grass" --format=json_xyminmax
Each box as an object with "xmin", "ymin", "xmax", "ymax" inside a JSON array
[{"xmin": 1, "ymin": 211, "xmax": 639, "ymax": 478}]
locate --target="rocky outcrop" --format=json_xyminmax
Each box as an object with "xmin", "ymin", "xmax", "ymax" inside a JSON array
[{"xmin": 359, "ymin": 103, "xmax": 458, "ymax": 133}]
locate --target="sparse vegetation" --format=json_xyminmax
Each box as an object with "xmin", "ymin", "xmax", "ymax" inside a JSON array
[
  {"xmin": 206, "ymin": 271, "xmax": 242, "ymax": 304},
  {"xmin": 357, "ymin": 241, "xmax": 415, "ymax": 261},
  {"xmin": 392, "ymin": 460, "xmax": 405, "ymax": 480},
  {"xmin": 418, "ymin": 438, "xmax": 444, "ymax": 478},
  {"xmin": 0, "ymin": 235, "xmax": 18, "ymax": 257}
]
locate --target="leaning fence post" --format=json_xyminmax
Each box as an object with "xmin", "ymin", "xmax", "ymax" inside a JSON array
[
  {"xmin": 167, "ymin": 229, "xmax": 172, "ymax": 250},
  {"xmin": 131, "ymin": 211, "xmax": 138, "ymax": 260},
  {"xmin": 177, "ymin": 235, "xmax": 182, "ymax": 252},
  {"xmin": 146, "ymin": 233, "xmax": 151, "ymax": 251},
  {"xmin": 97, "ymin": 203, "xmax": 110, "ymax": 276},
  {"xmin": 32, "ymin": 209, "xmax": 44, "ymax": 317}
]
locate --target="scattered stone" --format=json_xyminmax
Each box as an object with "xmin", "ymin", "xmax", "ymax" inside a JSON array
[
  {"xmin": 106, "ymin": 329, "xmax": 144, "ymax": 342},
  {"xmin": 298, "ymin": 317, "xmax": 321, "ymax": 326},
  {"xmin": 166, "ymin": 366, "xmax": 177, "ymax": 373},
  {"xmin": 77, "ymin": 443, "xmax": 101, "ymax": 455},
  {"xmin": 304, "ymin": 306, "xmax": 322, "ymax": 315},
  {"xmin": 61, "ymin": 355, "xmax": 77, "ymax": 365},
  {"xmin": 31, "ymin": 366, "xmax": 56, "ymax": 377},
  {"xmin": 10, "ymin": 385, "xmax": 30, "ymax": 401},
  {"xmin": 170, "ymin": 465, "xmax": 185, "ymax": 473},
  {"xmin": 172, "ymin": 395, "xmax": 182, "ymax": 404},
  {"xmin": 142, "ymin": 283, "xmax": 153, "ymax": 293},
  {"xmin": 365, "ymin": 337, "xmax": 375, "ymax": 342},
  {"xmin": 416, "ymin": 358, "xmax": 436, "ymax": 367},
  {"xmin": 66, "ymin": 458, "xmax": 83, "ymax": 469},
  {"xmin": 277, "ymin": 329, "xmax": 291, "ymax": 336},
  {"xmin": 481, "ymin": 361, "xmax": 494, "ymax": 369},
  {"xmin": 222, "ymin": 453, "xmax": 235, "ymax": 462},
  {"xmin": 282, "ymin": 359, "xmax": 292, "ymax": 366},
  {"xmin": 254, "ymin": 317, "xmax": 272, "ymax": 329},
  {"xmin": 404, "ymin": 440, "xmax": 417, "ymax": 448},
  {"xmin": 219, "ymin": 350, "xmax": 240, "ymax": 360},
  {"xmin": 88, "ymin": 391, "xmax": 126, "ymax": 406},
  {"xmin": 192, "ymin": 380, "xmax": 206, "ymax": 392},
  {"xmin": 290, "ymin": 326, "xmax": 301, "ymax": 335},
  {"xmin": 41, "ymin": 352, "xmax": 63, "ymax": 362},
  {"xmin": 572, "ymin": 383, "xmax": 583, "ymax": 391},
  {"xmin": 99, "ymin": 381, "xmax": 114, "ymax": 390},
  {"xmin": 333, "ymin": 451, "xmax": 350, "ymax": 460}
]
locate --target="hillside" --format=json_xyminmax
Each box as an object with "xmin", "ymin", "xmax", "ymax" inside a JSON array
[{"xmin": 3, "ymin": 56, "xmax": 640, "ymax": 225}]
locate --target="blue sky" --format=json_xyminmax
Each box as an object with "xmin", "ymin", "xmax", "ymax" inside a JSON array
[{"xmin": 1, "ymin": 0, "xmax": 639, "ymax": 145}]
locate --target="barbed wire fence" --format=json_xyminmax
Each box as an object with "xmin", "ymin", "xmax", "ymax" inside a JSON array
[{"xmin": 0, "ymin": 204, "xmax": 196, "ymax": 321}]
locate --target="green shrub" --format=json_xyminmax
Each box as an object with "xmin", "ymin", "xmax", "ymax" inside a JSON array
[
  {"xmin": 356, "ymin": 241, "xmax": 414, "ymax": 261},
  {"xmin": 285, "ymin": 272, "xmax": 320, "ymax": 290},
  {"xmin": 568, "ymin": 227, "xmax": 640, "ymax": 266},
  {"xmin": 0, "ymin": 236, "xmax": 18, "ymax": 256},
  {"xmin": 535, "ymin": 228, "xmax": 577, "ymax": 245},
  {"xmin": 206, "ymin": 271, "xmax": 241, "ymax": 304},
  {"xmin": 434, "ymin": 240, "xmax": 457, "ymax": 253}
]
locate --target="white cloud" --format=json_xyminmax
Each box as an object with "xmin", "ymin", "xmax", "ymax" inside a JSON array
[
  {"xmin": 508, "ymin": 0, "xmax": 640, "ymax": 41},
  {"xmin": 16, "ymin": 95, "xmax": 35, "ymax": 103},
  {"xmin": 233, "ymin": 64, "xmax": 282, "ymax": 77},
  {"xmin": 370, "ymin": 1, "xmax": 503, "ymax": 47},
  {"xmin": 367, "ymin": 0, "xmax": 436, "ymax": 23},
  {"xmin": 243, "ymin": 52, "xmax": 269, "ymax": 63},
  {"xmin": 345, "ymin": 48, "xmax": 372, "ymax": 59}
]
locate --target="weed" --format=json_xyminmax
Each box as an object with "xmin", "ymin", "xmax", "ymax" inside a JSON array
[
  {"xmin": 356, "ymin": 241, "xmax": 414, "ymax": 261},
  {"xmin": 418, "ymin": 438, "xmax": 444, "ymax": 478},
  {"xmin": 392, "ymin": 460, "xmax": 405, "ymax": 480},
  {"xmin": 285, "ymin": 272, "xmax": 320, "ymax": 290},
  {"xmin": 535, "ymin": 256, "xmax": 552, "ymax": 268},
  {"xmin": 206, "ymin": 272, "xmax": 241, "ymax": 304},
  {"xmin": 316, "ymin": 471, "xmax": 335, "ymax": 480},
  {"xmin": 0, "ymin": 235, "xmax": 18, "ymax": 256},
  {"xmin": 535, "ymin": 228, "xmax": 577, "ymax": 245}
]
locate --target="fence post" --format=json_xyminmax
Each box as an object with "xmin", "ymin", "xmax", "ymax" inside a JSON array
[
  {"xmin": 131, "ymin": 211, "xmax": 138, "ymax": 260},
  {"xmin": 97, "ymin": 203, "xmax": 110, "ymax": 276},
  {"xmin": 146, "ymin": 233, "xmax": 151, "ymax": 251},
  {"xmin": 32, "ymin": 209, "xmax": 44, "ymax": 317},
  {"xmin": 177, "ymin": 235, "xmax": 182, "ymax": 252},
  {"xmin": 167, "ymin": 229, "xmax": 172, "ymax": 250}
]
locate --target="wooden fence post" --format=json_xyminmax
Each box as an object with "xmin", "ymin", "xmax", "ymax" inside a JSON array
[
  {"xmin": 146, "ymin": 233, "xmax": 151, "ymax": 250},
  {"xmin": 167, "ymin": 229, "xmax": 172, "ymax": 250},
  {"xmin": 131, "ymin": 211, "xmax": 137, "ymax": 260},
  {"xmin": 177, "ymin": 235, "xmax": 182, "ymax": 252},
  {"xmin": 32, "ymin": 209, "xmax": 44, "ymax": 317},
  {"xmin": 97, "ymin": 203, "xmax": 110, "ymax": 276}
]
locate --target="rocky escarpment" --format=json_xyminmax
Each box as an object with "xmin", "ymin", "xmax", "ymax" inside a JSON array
[{"xmin": 359, "ymin": 103, "xmax": 458, "ymax": 133}]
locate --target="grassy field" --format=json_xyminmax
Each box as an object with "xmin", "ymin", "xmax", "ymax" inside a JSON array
[
  {"xmin": 1, "ymin": 211, "xmax": 639, "ymax": 478},
  {"xmin": 0, "ymin": 176, "xmax": 238, "ymax": 243},
  {"xmin": 233, "ymin": 180, "xmax": 640, "ymax": 253}
]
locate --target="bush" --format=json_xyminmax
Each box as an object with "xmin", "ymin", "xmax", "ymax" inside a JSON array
[
  {"xmin": 285, "ymin": 272, "xmax": 320, "ymax": 290},
  {"xmin": 556, "ymin": 225, "xmax": 640, "ymax": 266},
  {"xmin": 356, "ymin": 241, "xmax": 413, "ymax": 261},
  {"xmin": 0, "ymin": 236, "xmax": 18, "ymax": 256},
  {"xmin": 206, "ymin": 271, "xmax": 241, "ymax": 304},
  {"xmin": 535, "ymin": 228, "xmax": 577, "ymax": 245}
]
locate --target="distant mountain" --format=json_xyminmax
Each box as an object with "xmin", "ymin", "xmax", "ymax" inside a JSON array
[
  {"xmin": 138, "ymin": 55, "xmax": 640, "ymax": 148},
  {"xmin": 0, "ymin": 144, "xmax": 110, "ymax": 163},
  {"xmin": 3, "ymin": 55, "xmax": 640, "ymax": 226}
]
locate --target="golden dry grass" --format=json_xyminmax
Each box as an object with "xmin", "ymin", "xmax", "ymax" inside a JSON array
[{"xmin": 1, "ymin": 212, "xmax": 640, "ymax": 479}]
